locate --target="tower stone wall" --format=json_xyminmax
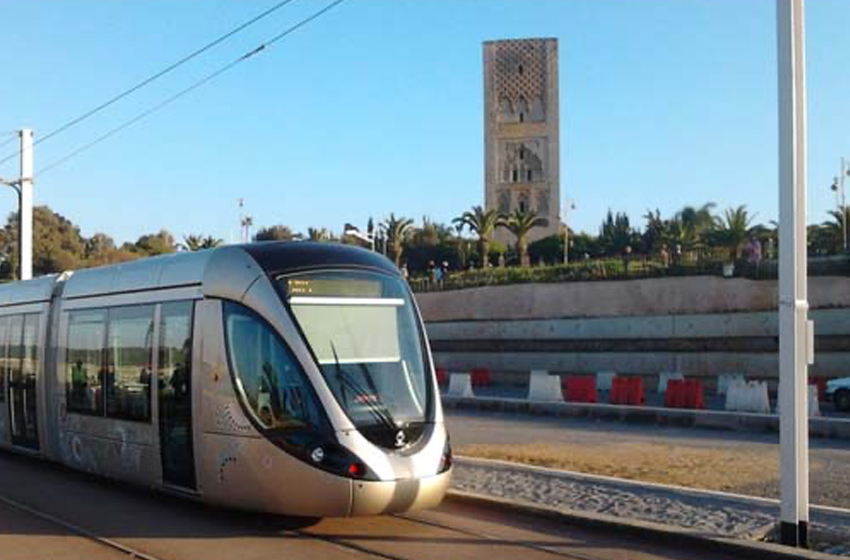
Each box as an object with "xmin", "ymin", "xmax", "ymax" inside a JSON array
[{"xmin": 483, "ymin": 38, "xmax": 560, "ymax": 248}]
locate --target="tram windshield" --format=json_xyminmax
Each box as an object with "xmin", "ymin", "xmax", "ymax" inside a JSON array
[{"xmin": 281, "ymin": 270, "xmax": 430, "ymax": 434}]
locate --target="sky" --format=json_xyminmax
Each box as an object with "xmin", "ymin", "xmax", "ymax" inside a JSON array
[{"xmin": 0, "ymin": 0, "xmax": 849, "ymax": 244}]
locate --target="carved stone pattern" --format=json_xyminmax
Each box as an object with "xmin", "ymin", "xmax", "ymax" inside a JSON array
[
  {"xmin": 492, "ymin": 40, "xmax": 547, "ymax": 105},
  {"xmin": 536, "ymin": 189, "xmax": 550, "ymax": 216},
  {"xmin": 500, "ymin": 140, "xmax": 545, "ymax": 184},
  {"xmin": 498, "ymin": 190, "xmax": 511, "ymax": 213}
]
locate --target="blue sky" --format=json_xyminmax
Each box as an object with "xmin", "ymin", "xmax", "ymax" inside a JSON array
[{"xmin": 0, "ymin": 0, "xmax": 848, "ymax": 244}]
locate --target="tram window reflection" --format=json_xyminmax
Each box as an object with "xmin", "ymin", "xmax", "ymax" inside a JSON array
[
  {"xmin": 0, "ymin": 316, "xmax": 8, "ymax": 403},
  {"xmin": 224, "ymin": 302, "xmax": 320, "ymax": 431},
  {"xmin": 67, "ymin": 310, "xmax": 106, "ymax": 415},
  {"xmin": 106, "ymin": 305, "xmax": 154, "ymax": 422}
]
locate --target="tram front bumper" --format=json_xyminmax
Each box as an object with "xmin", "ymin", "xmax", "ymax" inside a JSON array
[{"xmin": 349, "ymin": 469, "xmax": 452, "ymax": 515}]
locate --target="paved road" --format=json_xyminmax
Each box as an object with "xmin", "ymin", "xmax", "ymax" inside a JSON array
[
  {"xmin": 0, "ymin": 450, "xmax": 742, "ymax": 560},
  {"xmin": 446, "ymin": 409, "xmax": 850, "ymax": 508}
]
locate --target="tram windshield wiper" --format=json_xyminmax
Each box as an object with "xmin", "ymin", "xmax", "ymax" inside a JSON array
[{"xmin": 329, "ymin": 343, "xmax": 397, "ymax": 433}]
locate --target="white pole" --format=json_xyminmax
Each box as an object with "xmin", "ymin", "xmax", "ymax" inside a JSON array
[
  {"xmin": 18, "ymin": 129, "xmax": 33, "ymax": 281},
  {"xmin": 841, "ymin": 157, "xmax": 847, "ymax": 253},
  {"xmin": 777, "ymin": 0, "xmax": 810, "ymax": 548}
]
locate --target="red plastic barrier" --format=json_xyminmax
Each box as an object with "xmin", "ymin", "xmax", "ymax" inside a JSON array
[
  {"xmin": 665, "ymin": 379, "xmax": 704, "ymax": 409},
  {"xmin": 565, "ymin": 376, "xmax": 597, "ymax": 403},
  {"xmin": 810, "ymin": 377, "xmax": 827, "ymax": 402},
  {"xmin": 609, "ymin": 377, "xmax": 626, "ymax": 405},
  {"xmin": 627, "ymin": 377, "xmax": 645, "ymax": 406},
  {"xmin": 436, "ymin": 368, "xmax": 448, "ymax": 386},
  {"xmin": 470, "ymin": 368, "xmax": 491, "ymax": 388},
  {"xmin": 609, "ymin": 376, "xmax": 644, "ymax": 406}
]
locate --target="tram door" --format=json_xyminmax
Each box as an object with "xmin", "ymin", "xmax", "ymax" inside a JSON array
[
  {"xmin": 158, "ymin": 302, "xmax": 196, "ymax": 490},
  {"xmin": 8, "ymin": 315, "xmax": 39, "ymax": 450}
]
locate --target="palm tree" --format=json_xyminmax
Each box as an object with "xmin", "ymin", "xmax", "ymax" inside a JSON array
[
  {"xmin": 453, "ymin": 206, "xmax": 503, "ymax": 268},
  {"xmin": 200, "ymin": 236, "xmax": 223, "ymax": 249},
  {"xmin": 713, "ymin": 205, "xmax": 755, "ymax": 261},
  {"xmin": 181, "ymin": 234, "xmax": 222, "ymax": 251},
  {"xmin": 826, "ymin": 207, "xmax": 850, "ymax": 253},
  {"xmin": 676, "ymin": 202, "xmax": 717, "ymax": 253},
  {"xmin": 181, "ymin": 235, "xmax": 203, "ymax": 251},
  {"xmin": 307, "ymin": 227, "xmax": 329, "ymax": 241},
  {"xmin": 381, "ymin": 214, "xmax": 414, "ymax": 267},
  {"xmin": 500, "ymin": 209, "xmax": 546, "ymax": 266}
]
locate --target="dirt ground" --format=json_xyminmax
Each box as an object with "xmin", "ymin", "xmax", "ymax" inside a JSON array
[
  {"xmin": 447, "ymin": 410, "xmax": 850, "ymax": 507},
  {"xmin": 457, "ymin": 441, "xmax": 779, "ymax": 494}
]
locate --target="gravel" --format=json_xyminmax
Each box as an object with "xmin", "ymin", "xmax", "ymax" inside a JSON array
[{"xmin": 451, "ymin": 457, "xmax": 778, "ymax": 538}]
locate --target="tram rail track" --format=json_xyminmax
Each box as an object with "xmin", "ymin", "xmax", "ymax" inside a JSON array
[
  {"xmin": 0, "ymin": 492, "xmax": 165, "ymax": 560},
  {"xmin": 0, "ymin": 449, "xmax": 748, "ymax": 560},
  {"xmin": 0, "ymin": 485, "xmax": 661, "ymax": 560},
  {"xmin": 0, "ymin": 487, "xmax": 582, "ymax": 560}
]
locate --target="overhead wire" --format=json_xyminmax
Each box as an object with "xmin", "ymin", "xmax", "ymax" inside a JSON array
[
  {"xmin": 0, "ymin": 134, "xmax": 18, "ymax": 150},
  {"xmin": 0, "ymin": 0, "xmax": 300, "ymax": 168},
  {"xmin": 35, "ymin": 0, "xmax": 348, "ymax": 179}
]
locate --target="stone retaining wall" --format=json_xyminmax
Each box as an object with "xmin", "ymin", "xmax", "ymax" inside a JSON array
[{"xmin": 417, "ymin": 277, "xmax": 850, "ymax": 381}]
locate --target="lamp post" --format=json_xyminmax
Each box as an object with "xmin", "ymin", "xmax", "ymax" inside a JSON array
[
  {"xmin": 562, "ymin": 199, "xmax": 575, "ymax": 265},
  {"xmin": 0, "ymin": 129, "xmax": 33, "ymax": 280},
  {"xmin": 830, "ymin": 157, "xmax": 848, "ymax": 252},
  {"xmin": 777, "ymin": 0, "xmax": 812, "ymax": 548}
]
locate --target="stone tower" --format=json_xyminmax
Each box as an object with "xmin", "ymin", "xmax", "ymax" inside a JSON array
[{"xmin": 483, "ymin": 38, "xmax": 560, "ymax": 247}]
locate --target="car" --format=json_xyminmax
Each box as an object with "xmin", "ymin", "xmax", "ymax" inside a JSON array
[{"xmin": 826, "ymin": 377, "xmax": 850, "ymax": 412}]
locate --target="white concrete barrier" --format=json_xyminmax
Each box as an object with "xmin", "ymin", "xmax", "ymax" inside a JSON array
[
  {"xmin": 725, "ymin": 380, "xmax": 770, "ymax": 414},
  {"xmin": 596, "ymin": 371, "xmax": 616, "ymax": 392},
  {"xmin": 809, "ymin": 385, "xmax": 821, "ymax": 417},
  {"xmin": 717, "ymin": 373, "xmax": 746, "ymax": 396},
  {"xmin": 658, "ymin": 372, "xmax": 684, "ymax": 394},
  {"xmin": 528, "ymin": 370, "xmax": 564, "ymax": 402},
  {"xmin": 448, "ymin": 373, "xmax": 474, "ymax": 398}
]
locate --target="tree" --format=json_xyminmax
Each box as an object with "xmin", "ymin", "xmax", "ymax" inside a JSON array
[
  {"xmin": 710, "ymin": 205, "xmax": 755, "ymax": 261},
  {"xmin": 598, "ymin": 210, "xmax": 637, "ymax": 256},
  {"xmin": 528, "ymin": 234, "xmax": 562, "ymax": 265},
  {"xmin": 403, "ymin": 218, "xmax": 461, "ymax": 273},
  {"xmin": 675, "ymin": 202, "xmax": 716, "ymax": 253},
  {"xmin": 641, "ymin": 209, "xmax": 670, "ymax": 253},
  {"xmin": 254, "ymin": 225, "xmax": 295, "ymax": 242},
  {"xmin": 129, "ymin": 230, "xmax": 176, "ymax": 256},
  {"xmin": 307, "ymin": 227, "xmax": 330, "ymax": 241},
  {"xmin": 0, "ymin": 206, "xmax": 88, "ymax": 278},
  {"xmin": 500, "ymin": 209, "xmax": 546, "ymax": 266},
  {"xmin": 824, "ymin": 207, "xmax": 850, "ymax": 253},
  {"xmin": 181, "ymin": 234, "xmax": 223, "ymax": 251},
  {"xmin": 381, "ymin": 214, "xmax": 414, "ymax": 268},
  {"xmin": 453, "ymin": 206, "xmax": 503, "ymax": 268}
]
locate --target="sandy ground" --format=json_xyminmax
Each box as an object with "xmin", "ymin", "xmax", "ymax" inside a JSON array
[
  {"xmin": 458, "ymin": 441, "xmax": 778, "ymax": 493},
  {"xmin": 446, "ymin": 410, "xmax": 850, "ymax": 508}
]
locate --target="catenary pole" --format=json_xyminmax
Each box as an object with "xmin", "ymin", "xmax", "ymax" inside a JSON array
[
  {"xmin": 777, "ymin": 0, "xmax": 811, "ymax": 548},
  {"xmin": 18, "ymin": 129, "xmax": 33, "ymax": 281}
]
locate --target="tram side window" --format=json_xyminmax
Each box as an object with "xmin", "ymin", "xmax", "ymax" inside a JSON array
[
  {"xmin": 67, "ymin": 310, "xmax": 106, "ymax": 415},
  {"xmin": 224, "ymin": 302, "xmax": 320, "ymax": 431},
  {"xmin": 0, "ymin": 316, "xmax": 8, "ymax": 403},
  {"xmin": 159, "ymin": 301, "xmax": 193, "ymax": 401},
  {"xmin": 21, "ymin": 314, "xmax": 39, "ymax": 388},
  {"xmin": 8, "ymin": 315, "xmax": 23, "ymax": 399},
  {"xmin": 106, "ymin": 305, "xmax": 154, "ymax": 422}
]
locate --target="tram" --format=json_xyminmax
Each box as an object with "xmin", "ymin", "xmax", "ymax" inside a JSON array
[{"xmin": 0, "ymin": 242, "xmax": 451, "ymax": 516}]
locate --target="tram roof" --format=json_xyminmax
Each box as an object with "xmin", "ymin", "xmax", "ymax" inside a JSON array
[
  {"xmin": 62, "ymin": 249, "xmax": 213, "ymax": 300},
  {"xmin": 0, "ymin": 242, "xmax": 399, "ymax": 304},
  {"xmin": 0, "ymin": 275, "xmax": 60, "ymax": 306}
]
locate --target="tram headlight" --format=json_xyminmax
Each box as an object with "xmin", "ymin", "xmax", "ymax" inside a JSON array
[{"xmin": 272, "ymin": 431, "xmax": 379, "ymax": 481}]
